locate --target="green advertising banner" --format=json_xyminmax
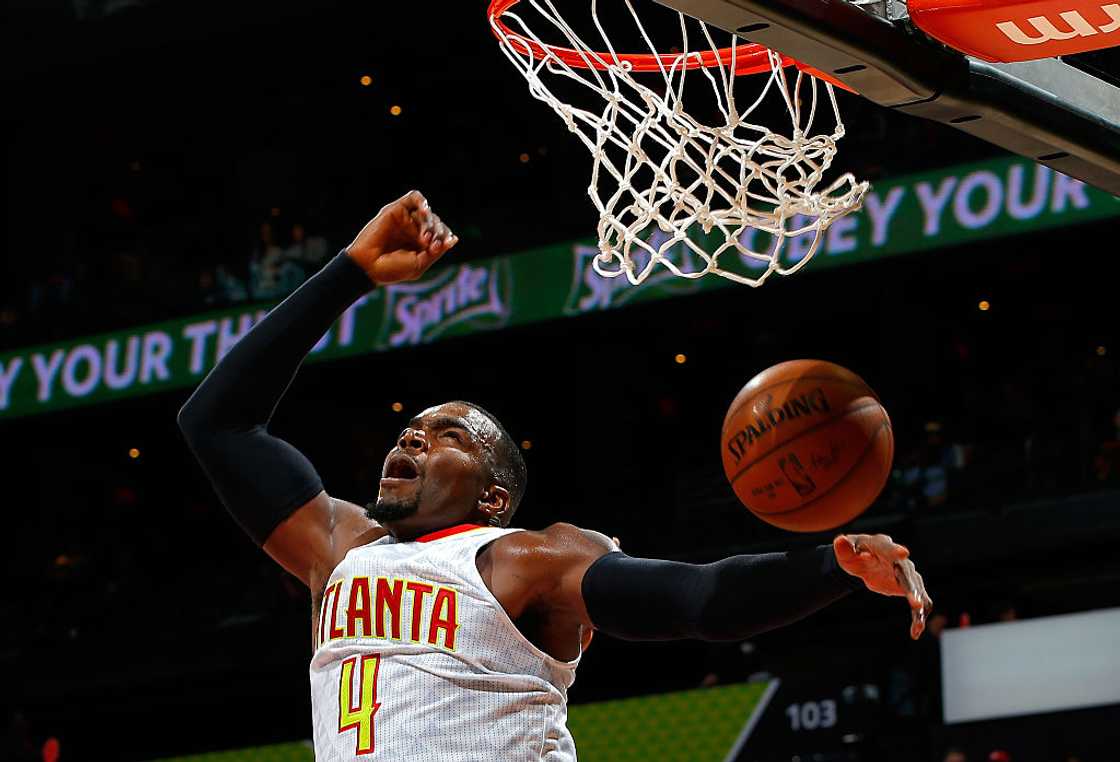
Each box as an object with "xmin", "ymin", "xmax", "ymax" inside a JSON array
[
  {"xmin": 566, "ymin": 679, "xmax": 773, "ymax": 761},
  {"xmin": 2, "ymin": 157, "xmax": 1117, "ymax": 420},
  {"xmin": 150, "ymin": 680, "xmax": 775, "ymax": 762}
]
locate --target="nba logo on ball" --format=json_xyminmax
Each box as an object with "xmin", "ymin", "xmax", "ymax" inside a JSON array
[{"xmin": 721, "ymin": 360, "xmax": 894, "ymax": 532}]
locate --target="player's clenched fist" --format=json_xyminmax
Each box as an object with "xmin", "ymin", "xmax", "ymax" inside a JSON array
[{"xmin": 345, "ymin": 190, "xmax": 458, "ymax": 285}]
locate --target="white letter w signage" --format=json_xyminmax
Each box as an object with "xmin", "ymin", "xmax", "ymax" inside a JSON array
[{"xmin": 907, "ymin": 0, "xmax": 1120, "ymax": 62}]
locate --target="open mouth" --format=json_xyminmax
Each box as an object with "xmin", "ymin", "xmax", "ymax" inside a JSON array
[{"xmin": 382, "ymin": 454, "xmax": 420, "ymax": 482}]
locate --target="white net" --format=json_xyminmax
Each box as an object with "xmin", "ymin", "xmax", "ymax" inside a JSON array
[{"xmin": 490, "ymin": 0, "xmax": 869, "ymax": 286}]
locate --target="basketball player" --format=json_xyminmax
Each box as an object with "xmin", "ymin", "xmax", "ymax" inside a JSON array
[{"xmin": 179, "ymin": 190, "xmax": 933, "ymax": 760}]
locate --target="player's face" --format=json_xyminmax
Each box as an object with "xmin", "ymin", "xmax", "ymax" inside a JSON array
[{"xmin": 367, "ymin": 402, "xmax": 501, "ymax": 538}]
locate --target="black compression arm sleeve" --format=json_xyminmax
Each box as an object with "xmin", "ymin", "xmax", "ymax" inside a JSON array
[
  {"xmin": 177, "ymin": 252, "xmax": 373, "ymax": 544},
  {"xmin": 580, "ymin": 546, "xmax": 862, "ymax": 641}
]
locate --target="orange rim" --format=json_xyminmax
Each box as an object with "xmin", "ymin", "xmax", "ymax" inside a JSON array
[{"xmin": 488, "ymin": 0, "xmax": 853, "ymax": 89}]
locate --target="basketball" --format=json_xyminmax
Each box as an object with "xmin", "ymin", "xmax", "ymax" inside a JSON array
[{"xmin": 721, "ymin": 359, "xmax": 893, "ymax": 532}]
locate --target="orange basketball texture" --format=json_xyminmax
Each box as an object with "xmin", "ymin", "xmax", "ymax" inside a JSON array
[{"xmin": 721, "ymin": 360, "xmax": 893, "ymax": 532}]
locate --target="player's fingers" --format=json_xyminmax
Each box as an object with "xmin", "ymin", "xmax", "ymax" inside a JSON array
[
  {"xmin": 890, "ymin": 564, "xmax": 909, "ymax": 597},
  {"xmin": 427, "ymin": 219, "xmax": 455, "ymax": 256},
  {"xmin": 414, "ymin": 234, "xmax": 455, "ymax": 274},
  {"xmin": 409, "ymin": 206, "xmax": 435, "ymax": 244},
  {"xmin": 422, "ymin": 212, "xmax": 447, "ymax": 249},
  {"xmin": 906, "ymin": 573, "xmax": 926, "ymax": 637},
  {"xmin": 855, "ymin": 535, "xmax": 881, "ymax": 561},
  {"xmin": 431, "ymin": 213, "xmax": 449, "ymax": 237},
  {"xmin": 897, "ymin": 558, "xmax": 915, "ymax": 589},
  {"xmin": 911, "ymin": 605, "xmax": 925, "ymax": 640},
  {"xmin": 421, "ymin": 234, "xmax": 458, "ymax": 264},
  {"xmin": 913, "ymin": 570, "xmax": 932, "ymax": 614},
  {"xmin": 833, "ymin": 534, "xmax": 858, "ymax": 563},
  {"xmin": 919, "ymin": 589, "xmax": 933, "ymax": 620},
  {"xmin": 896, "ymin": 544, "xmax": 910, "ymax": 559},
  {"xmin": 398, "ymin": 189, "xmax": 428, "ymax": 212},
  {"xmin": 903, "ymin": 563, "xmax": 926, "ymax": 610},
  {"xmin": 911, "ymin": 579, "xmax": 929, "ymax": 639}
]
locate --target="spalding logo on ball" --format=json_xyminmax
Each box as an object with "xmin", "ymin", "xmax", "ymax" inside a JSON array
[{"xmin": 721, "ymin": 359, "xmax": 893, "ymax": 532}]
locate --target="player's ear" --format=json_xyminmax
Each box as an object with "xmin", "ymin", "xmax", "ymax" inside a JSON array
[{"xmin": 479, "ymin": 485, "xmax": 511, "ymax": 526}]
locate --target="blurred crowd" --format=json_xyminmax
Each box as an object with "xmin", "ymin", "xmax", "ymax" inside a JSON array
[
  {"xmin": 0, "ymin": 215, "xmax": 332, "ymax": 347},
  {"xmin": 886, "ymin": 402, "xmax": 1120, "ymax": 513}
]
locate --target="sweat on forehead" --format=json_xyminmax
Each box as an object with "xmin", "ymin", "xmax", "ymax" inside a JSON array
[{"xmin": 414, "ymin": 402, "xmax": 499, "ymax": 442}]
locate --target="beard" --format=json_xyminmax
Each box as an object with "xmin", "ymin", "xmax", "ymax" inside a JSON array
[{"xmin": 365, "ymin": 493, "xmax": 420, "ymax": 524}]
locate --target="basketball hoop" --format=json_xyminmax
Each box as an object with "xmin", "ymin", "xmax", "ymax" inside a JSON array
[{"xmin": 489, "ymin": 0, "xmax": 869, "ymax": 286}]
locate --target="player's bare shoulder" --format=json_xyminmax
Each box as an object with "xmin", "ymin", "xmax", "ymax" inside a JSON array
[
  {"xmin": 267, "ymin": 494, "xmax": 388, "ymax": 591},
  {"xmin": 480, "ymin": 523, "xmax": 618, "ymax": 622},
  {"xmin": 490, "ymin": 522, "xmax": 616, "ymax": 565}
]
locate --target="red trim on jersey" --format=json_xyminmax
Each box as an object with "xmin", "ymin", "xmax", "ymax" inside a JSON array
[{"xmin": 414, "ymin": 523, "xmax": 487, "ymax": 543}]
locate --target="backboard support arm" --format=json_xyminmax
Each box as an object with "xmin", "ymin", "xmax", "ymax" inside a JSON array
[{"xmin": 656, "ymin": 0, "xmax": 1120, "ymax": 195}]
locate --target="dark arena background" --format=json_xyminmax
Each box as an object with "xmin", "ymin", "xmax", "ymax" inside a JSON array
[{"xmin": 4, "ymin": 2, "xmax": 1120, "ymax": 761}]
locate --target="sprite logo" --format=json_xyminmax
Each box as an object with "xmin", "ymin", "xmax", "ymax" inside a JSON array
[{"xmin": 378, "ymin": 261, "xmax": 511, "ymax": 348}]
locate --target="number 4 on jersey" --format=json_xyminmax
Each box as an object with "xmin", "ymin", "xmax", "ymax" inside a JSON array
[{"xmin": 339, "ymin": 654, "xmax": 382, "ymax": 754}]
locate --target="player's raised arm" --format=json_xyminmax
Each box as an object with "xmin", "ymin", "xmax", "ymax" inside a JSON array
[
  {"xmin": 177, "ymin": 191, "xmax": 457, "ymax": 587},
  {"xmin": 498, "ymin": 524, "xmax": 932, "ymax": 648}
]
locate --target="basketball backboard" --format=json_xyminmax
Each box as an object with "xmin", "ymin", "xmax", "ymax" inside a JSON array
[{"xmin": 656, "ymin": 0, "xmax": 1120, "ymax": 195}]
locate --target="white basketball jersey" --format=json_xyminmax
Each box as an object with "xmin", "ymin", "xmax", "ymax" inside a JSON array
[{"xmin": 309, "ymin": 524, "xmax": 580, "ymax": 761}]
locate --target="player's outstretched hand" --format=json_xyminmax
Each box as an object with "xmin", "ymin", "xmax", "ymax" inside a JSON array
[
  {"xmin": 833, "ymin": 534, "xmax": 933, "ymax": 640},
  {"xmin": 346, "ymin": 190, "xmax": 459, "ymax": 285}
]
